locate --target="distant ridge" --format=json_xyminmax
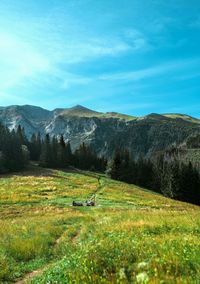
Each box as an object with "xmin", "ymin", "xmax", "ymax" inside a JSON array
[
  {"xmin": 0, "ymin": 104, "xmax": 199, "ymax": 158},
  {"xmin": 0, "ymin": 104, "xmax": 199, "ymax": 123},
  {"xmin": 163, "ymin": 113, "xmax": 200, "ymax": 124}
]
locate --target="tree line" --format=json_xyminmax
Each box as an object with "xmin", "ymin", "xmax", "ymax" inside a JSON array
[
  {"xmin": 0, "ymin": 124, "xmax": 29, "ymax": 172},
  {"xmin": 108, "ymin": 148, "xmax": 200, "ymax": 205},
  {"xmin": 33, "ymin": 132, "xmax": 107, "ymax": 172},
  {"xmin": 0, "ymin": 122, "xmax": 199, "ymax": 205},
  {"xmin": 0, "ymin": 123, "xmax": 107, "ymax": 173}
]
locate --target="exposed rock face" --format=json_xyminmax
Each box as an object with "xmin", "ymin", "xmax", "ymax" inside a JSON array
[{"xmin": 0, "ymin": 105, "xmax": 199, "ymax": 158}]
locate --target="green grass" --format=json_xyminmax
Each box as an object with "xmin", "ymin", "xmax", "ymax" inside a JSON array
[
  {"xmin": 0, "ymin": 167, "xmax": 199, "ymax": 283},
  {"xmin": 59, "ymin": 105, "xmax": 136, "ymax": 121},
  {"xmin": 61, "ymin": 111, "xmax": 136, "ymax": 121},
  {"xmin": 163, "ymin": 113, "xmax": 200, "ymax": 124}
]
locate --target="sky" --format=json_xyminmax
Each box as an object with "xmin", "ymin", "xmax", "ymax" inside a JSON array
[{"xmin": 0, "ymin": 0, "xmax": 200, "ymax": 117}]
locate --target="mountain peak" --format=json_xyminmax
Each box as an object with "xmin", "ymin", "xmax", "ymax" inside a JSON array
[
  {"xmin": 70, "ymin": 105, "xmax": 93, "ymax": 112},
  {"xmin": 58, "ymin": 105, "xmax": 101, "ymax": 117},
  {"xmin": 72, "ymin": 104, "xmax": 86, "ymax": 109}
]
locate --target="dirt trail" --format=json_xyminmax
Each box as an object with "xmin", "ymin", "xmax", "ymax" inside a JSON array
[
  {"xmin": 15, "ymin": 233, "xmax": 64, "ymax": 284},
  {"xmin": 15, "ymin": 266, "xmax": 48, "ymax": 284},
  {"xmin": 15, "ymin": 170, "xmax": 102, "ymax": 284},
  {"xmin": 15, "ymin": 225, "xmax": 83, "ymax": 284},
  {"xmin": 71, "ymin": 228, "xmax": 82, "ymax": 246}
]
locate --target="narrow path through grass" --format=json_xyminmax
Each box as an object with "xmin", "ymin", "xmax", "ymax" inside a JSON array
[
  {"xmin": 15, "ymin": 266, "xmax": 48, "ymax": 284},
  {"xmin": 13, "ymin": 170, "xmax": 102, "ymax": 284}
]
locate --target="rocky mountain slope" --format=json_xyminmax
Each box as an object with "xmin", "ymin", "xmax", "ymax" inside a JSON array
[{"xmin": 0, "ymin": 104, "xmax": 199, "ymax": 158}]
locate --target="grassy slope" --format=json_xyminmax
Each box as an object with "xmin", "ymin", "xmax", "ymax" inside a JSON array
[
  {"xmin": 59, "ymin": 107, "xmax": 199, "ymax": 123},
  {"xmin": 60, "ymin": 110, "xmax": 136, "ymax": 121},
  {"xmin": 163, "ymin": 114, "xmax": 200, "ymax": 124},
  {"xmin": 0, "ymin": 167, "xmax": 199, "ymax": 283}
]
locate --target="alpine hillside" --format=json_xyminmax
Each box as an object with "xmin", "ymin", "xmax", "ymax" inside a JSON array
[{"xmin": 0, "ymin": 105, "xmax": 199, "ymax": 158}]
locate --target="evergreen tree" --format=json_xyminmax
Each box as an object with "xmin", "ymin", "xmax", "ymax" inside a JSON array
[
  {"xmin": 51, "ymin": 136, "xmax": 59, "ymax": 168},
  {"xmin": 109, "ymin": 146, "xmax": 200, "ymax": 205},
  {"xmin": 65, "ymin": 141, "xmax": 72, "ymax": 166},
  {"xmin": 179, "ymin": 162, "xmax": 200, "ymax": 205},
  {"xmin": 110, "ymin": 148, "xmax": 122, "ymax": 180},
  {"xmin": 28, "ymin": 132, "xmax": 42, "ymax": 161},
  {"xmin": 74, "ymin": 142, "xmax": 106, "ymax": 171},
  {"xmin": 57, "ymin": 135, "xmax": 67, "ymax": 167},
  {"xmin": 39, "ymin": 134, "xmax": 54, "ymax": 167},
  {"xmin": 1, "ymin": 127, "xmax": 27, "ymax": 171},
  {"xmin": 17, "ymin": 125, "xmax": 27, "ymax": 145}
]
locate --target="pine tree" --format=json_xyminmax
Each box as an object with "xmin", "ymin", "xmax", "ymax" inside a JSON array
[
  {"xmin": 57, "ymin": 135, "xmax": 67, "ymax": 167},
  {"xmin": 179, "ymin": 162, "xmax": 200, "ymax": 205},
  {"xmin": 51, "ymin": 136, "xmax": 59, "ymax": 167},
  {"xmin": 40, "ymin": 134, "xmax": 53, "ymax": 167},
  {"xmin": 110, "ymin": 148, "xmax": 122, "ymax": 180},
  {"xmin": 2, "ymin": 129, "xmax": 25, "ymax": 171},
  {"xmin": 65, "ymin": 141, "xmax": 72, "ymax": 166}
]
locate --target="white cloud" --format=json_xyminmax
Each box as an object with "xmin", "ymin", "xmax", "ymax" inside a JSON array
[{"xmin": 59, "ymin": 38, "xmax": 131, "ymax": 64}]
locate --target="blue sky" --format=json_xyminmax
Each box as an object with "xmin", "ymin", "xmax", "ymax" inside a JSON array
[{"xmin": 0, "ymin": 0, "xmax": 200, "ymax": 117}]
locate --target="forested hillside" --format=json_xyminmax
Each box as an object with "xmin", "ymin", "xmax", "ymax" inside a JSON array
[{"xmin": 0, "ymin": 123, "xmax": 199, "ymax": 205}]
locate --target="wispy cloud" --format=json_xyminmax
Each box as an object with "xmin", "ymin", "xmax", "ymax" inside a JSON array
[
  {"xmin": 98, "ymin": 59, "xmax": 200, "ymax": 82},
  {"xmin": 36, "ymin": 58, "xmax": 200, "ymax": 92},
  {"xmin": 0, "ymin": 0, "xmax": 151, "ymax": 99},
  {"xmin": 0, "ymin": 26, "xmax": 147, "ymax": 94}
]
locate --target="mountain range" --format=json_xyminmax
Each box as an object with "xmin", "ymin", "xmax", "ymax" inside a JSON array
[{"xmin": 0, "ymin": 104, "xmax": 199, "ymax": 158}]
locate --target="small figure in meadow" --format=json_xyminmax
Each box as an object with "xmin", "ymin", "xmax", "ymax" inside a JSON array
[{"xmin": 72, "ymin": 201, "xmax": 84, "ymax": 206}]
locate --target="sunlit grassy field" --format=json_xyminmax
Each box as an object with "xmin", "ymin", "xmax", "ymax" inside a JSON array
[{"xmin": 0, "ymin": 167, "xmax": 199, "ymax": 283}]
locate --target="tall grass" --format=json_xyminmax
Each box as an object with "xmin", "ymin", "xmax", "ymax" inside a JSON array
[{"xmin": 0, "ymin": 167, "xmax": 199, "ymax": 283}]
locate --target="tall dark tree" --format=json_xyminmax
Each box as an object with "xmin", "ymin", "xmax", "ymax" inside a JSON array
[
  {"xmin": 74, "ymin": 142, "xmax": 106, "ymax": 171},
  {"xmin": 39, "ymin": 134, "xmax": 54, "ymax": 167},
  {"xmin": 29, "ymin": 133, "xmax": 42, "ymax": 161},
  {"xmin": 51, "ymin": 136, "xmax": 59, "ymax": 167},
  {"xmin": 0, "ymin": 123, "xmax": 28, "ymax": 172},
  {"xmin": 65, "ymin": 141, "xmax": 72, "ymax": 166},
  {"xmin": 179, "ymin": 162, "xmax": 200, "ymax": 205},
  {"xmin": 57, "ymin": 135, "xmax": 67, "ymax": 167},
  {"xmin": 17, "ymin": 125, "xmax": 28, "ymax": 145},
  {"xmin": 110, "ymin": 148, "xmax": 122, "ymax": 180}
]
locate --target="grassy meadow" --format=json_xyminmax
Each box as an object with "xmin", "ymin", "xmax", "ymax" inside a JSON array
[{"xmin": 0, "ymin": 166, "xmax": 199, "ymax": 283}]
